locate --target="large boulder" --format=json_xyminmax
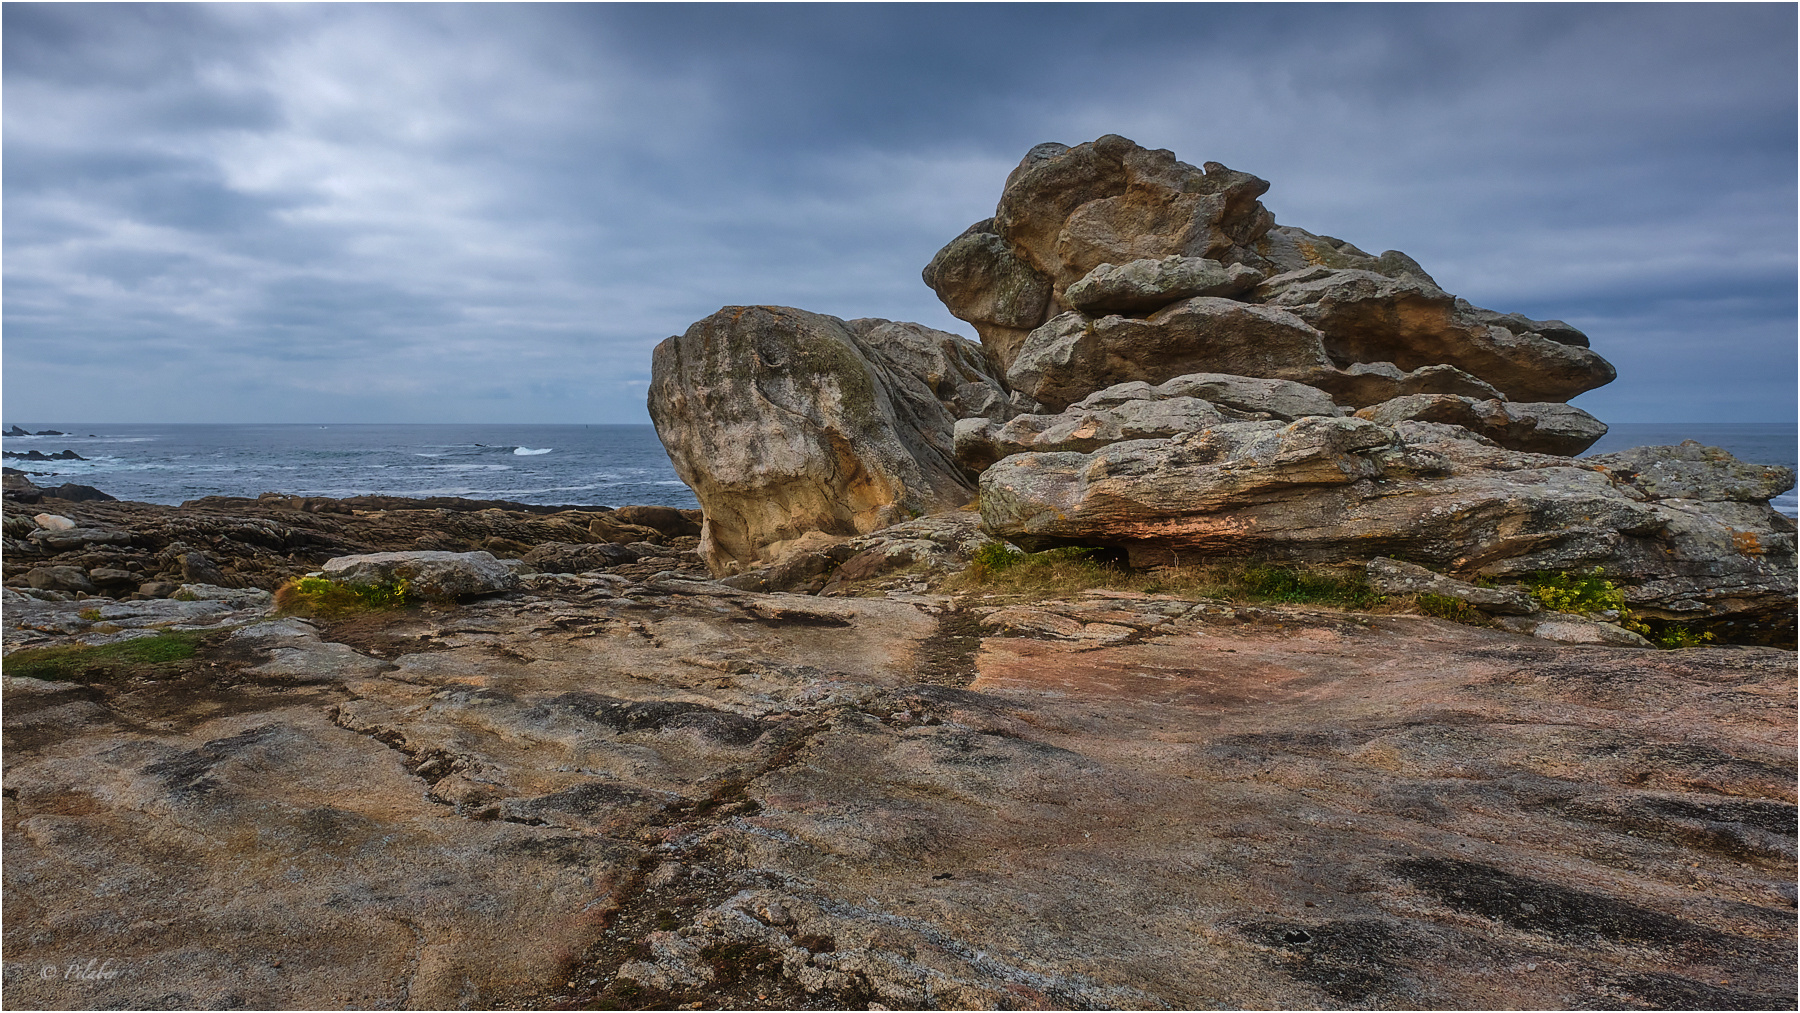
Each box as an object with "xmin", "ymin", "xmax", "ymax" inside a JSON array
[
  {"xmin": 1255, "ymin": 268, "xmax": 1616, "ymax": 403},
  {"xmin": 649, "ymin": 306, "xmax": 1003, "ymax": 574},
  {"xmin": 978, "ymin": 420, "xmax": 1795, "ymax": 636}
]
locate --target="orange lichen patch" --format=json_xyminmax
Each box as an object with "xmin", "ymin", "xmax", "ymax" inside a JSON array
[{"xmin": 1730, "ymin": 529, "xmax": 1765, "ymax": 556}]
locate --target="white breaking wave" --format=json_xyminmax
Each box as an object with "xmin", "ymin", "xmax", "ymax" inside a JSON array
[{"xmin": 513, "ymin": 446, "xmax": 552, "ymax": 456}]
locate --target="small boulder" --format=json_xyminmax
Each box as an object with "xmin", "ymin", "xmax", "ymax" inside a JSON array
[
  {"xmin": 612, "ymin": 505, "xmax": 703, "ymax": 538},
  {"xmin": 1366, "ymin": 557, "xmax": 1537, "ymax": 615},
  {"xmin": 3, "ymin": 472, "xmax": 42, "ymax": 503},
  {"xmin": 179, "ymin": 552, "xmax": 231, "ymax": 588},
  {"xmin": 27, "ymin": 566, "xmax": 97, "ymax": 595},
  {"xmin": 1586, "ymin": 441, "xmax": 1796, "ymax": 503},
  {"xmin": 320, "ymin": 550, "xmax": 520, "ymax": 597},
  {"xmin": 1497, "ymin": 614, "xmax": 1653, "ymax": 649},
  {"xmin": 87, "ymin": 568, "xmax": 140, "ymax": 591},
  {"xmin": 45, "ymin": 483, "xmax": 117, "ymax": 502},
  {"xmin": 31, "ymin": 513, "xmax": 76, "ymax": 531},
  {"xmin": 588, "ymin": 514, "xmax": 665, "ymax": 545}
]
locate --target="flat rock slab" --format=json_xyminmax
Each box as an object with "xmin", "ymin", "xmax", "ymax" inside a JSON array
[{"xmin": 3, "ymin": 587, "xmax": 1793, "ymax": 1010}]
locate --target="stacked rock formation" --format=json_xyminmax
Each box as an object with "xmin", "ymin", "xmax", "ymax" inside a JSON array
[{"xmin": 648, "ymin": 135, "xmax": 1794, "ymax": 638}]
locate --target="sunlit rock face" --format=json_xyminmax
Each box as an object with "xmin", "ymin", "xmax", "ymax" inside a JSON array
[{"xmin": 648, "ymin": 305, "xmax": 1005, "ymax": 573}]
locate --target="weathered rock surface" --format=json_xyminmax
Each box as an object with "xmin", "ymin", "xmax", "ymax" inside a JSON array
[
  {"xmin": 320, "ymin": 550, "xmax": 521, "ymax": 597},
  {"xmin": 1063, "ymin": 255, "xmax": 1261, "ymax": 314},
  {"xmin": 979, "ymin": 420, "xmax": 1796, "ymax": 639},
  {"xmin": 1315, "ymin": 360, "xmax": 1507, "ymax": 408},
  {"xmin": 1008, "ymin": 298, "xmax": 1342, "ymax": 411},
  {"xmin": 1252, "ymin": 224, "xmax": 1441, "ymax": 287},
  {"xmin": 649, "ymin": 306, "xmax": 1002, "ymax": 574},
  {"xmin": 1355, "ymin": 393, "xmax": 1609, "ymax": 455},
  {"xmin": 995, "ymin": 136, "xmax": 1276, "ymax": 302},
  {"xmin": 955, "ymin": 396, "xmax": 1232, "ymax": 471},
  {"xmin": 1366, "ymin": 556, "xmax": 1539, "ymax": 615},
  {"xmin": 919, "ymin": 221, "xmax": 1053, "ymax": 370},
  {"xmin": 1255, "ymin": 267, "xmax": 1617, "ymax": 403},
  {"xmin": 924, "ymin": 136, "xmax": 1279, "ymax": 372},
  {"xmin": 1091, "ymin": 372, "xmax": 1346, "ymax": 420},
  {"xmin": 5, "ymin": 578, "xmax": 1792, "ymax": 1009}
]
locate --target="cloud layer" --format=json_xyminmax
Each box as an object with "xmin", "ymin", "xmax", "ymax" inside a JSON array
[{"xmin": 5, "ymin": 4, "xmax": 1794, "ymax": 422}]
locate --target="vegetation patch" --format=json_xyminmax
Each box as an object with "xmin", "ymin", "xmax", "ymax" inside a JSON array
[
  {"xmin": 1223, "ymin": 563, "xmax": 1382, "ymax": 609},
  {"xmin": 274, "ymin": 575, "xmax": 414, "ymax": 617},
  {"xmin": 1414, "ymin": 593, "xmax": 1488, "ymax": 625},
  {"xmin": 951, "ymin": 546, "xmax": 1384, "ymax": 609},
  {"xmin": 1650, "ymin": 623, "xmax": 1716, "ymax": 650},
  {"xmin": 1521, "ymin": 567, "xmax": 1653, "ymax": 637},
  {"xmin": 4, "ymin": 630, "xmax": 210, "ymax": 683}
]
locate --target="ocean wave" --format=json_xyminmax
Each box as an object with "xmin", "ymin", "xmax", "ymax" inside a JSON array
[
  {"xmin": 513, "ymin": 447, "xmax": 553, "ymax": 456},
  {"xmin": 407, "ymin": 464, "xmax": 514, "ymax": 472}
]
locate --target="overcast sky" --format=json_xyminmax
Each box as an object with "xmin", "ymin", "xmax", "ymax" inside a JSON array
[{"xmin": 4, "ymin": 3, "xmax": 1795, "ymax": 424}]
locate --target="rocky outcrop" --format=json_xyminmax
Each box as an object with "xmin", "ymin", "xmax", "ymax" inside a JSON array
[
  {"xmin": 648, "ymin": 306, "xmax": 1004, "ymax": 574},
  {"xmin": 923, "ymin": 135, "xmax": 1615, "ymax": 425},
  {"xmin": 979, "ymin": 420, "xmax": 1795, "ymax": 638}
]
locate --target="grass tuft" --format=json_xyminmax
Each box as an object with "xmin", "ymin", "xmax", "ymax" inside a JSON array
[{"xmin": 4, "ymin": 630, "xmax": 208, "ymax": 682}]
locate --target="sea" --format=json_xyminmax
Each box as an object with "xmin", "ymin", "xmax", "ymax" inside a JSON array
[
  {"xmin": 2, "ymin": 421, "xmax": 1795, "ymax": 517},
  {"xmin": 0, "ymin": 424, "xmax": 699, "ymax": 510}
]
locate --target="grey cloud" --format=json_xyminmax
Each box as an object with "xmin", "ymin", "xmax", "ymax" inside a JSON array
[{"xmin": 3, "ymin": 3, "xmax": 1793, "ymax": 423}]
